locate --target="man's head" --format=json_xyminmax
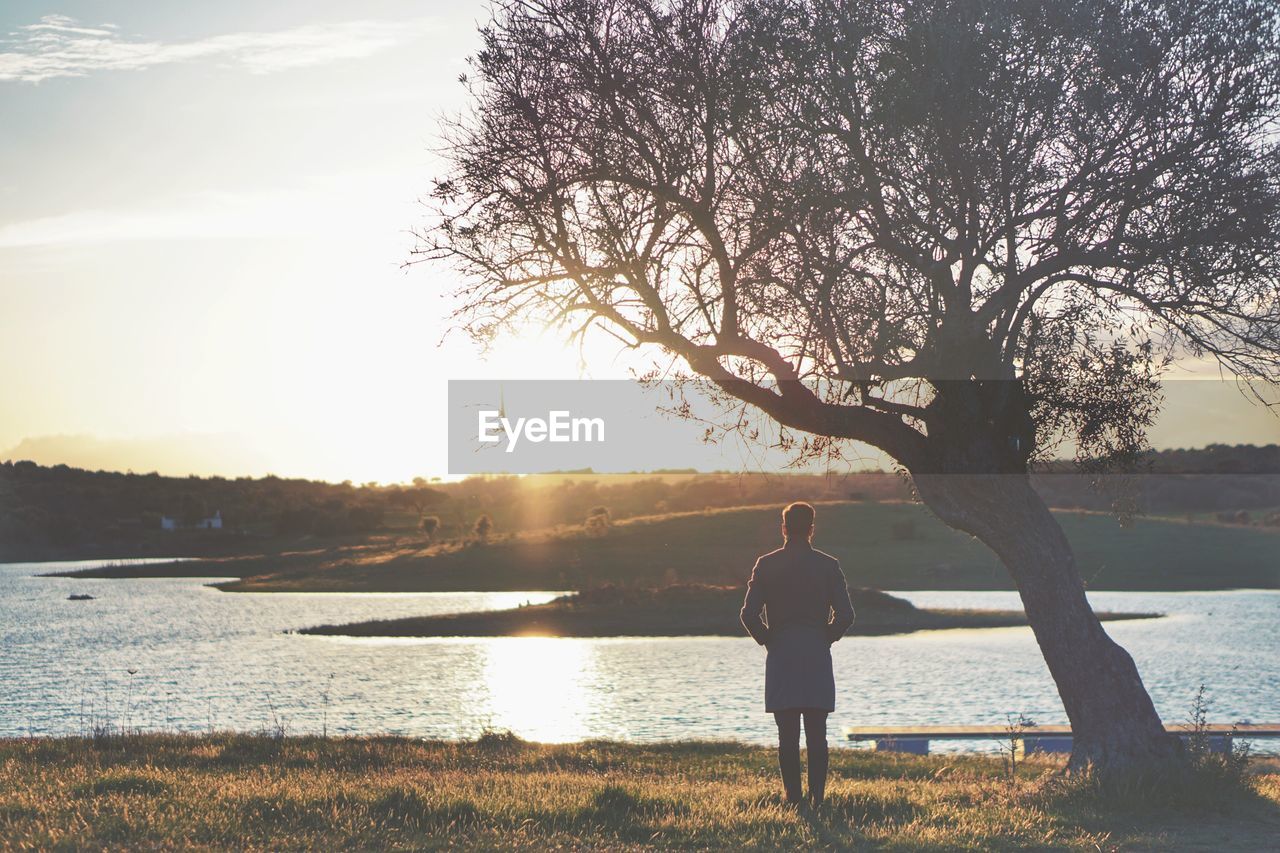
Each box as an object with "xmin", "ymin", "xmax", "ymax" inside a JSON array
[{"xmin": 781, "ymin": 501, "xmax": 815, "ymax": 543}]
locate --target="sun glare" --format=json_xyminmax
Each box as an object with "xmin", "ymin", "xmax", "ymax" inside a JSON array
[{"xmin": 479, "ymin": 637, "xmax": 599, "ymax": 743}]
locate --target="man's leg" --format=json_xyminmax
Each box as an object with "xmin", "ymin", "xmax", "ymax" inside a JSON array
[
  {"xmin": 773, "ymin": 711, "xmax": 803, "ymax": 803},
  {"xmin": 802, "ymin": 710, "xmax": 829, "ymax": 805}
]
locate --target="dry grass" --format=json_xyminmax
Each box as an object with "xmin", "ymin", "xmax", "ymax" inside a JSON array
[{"xmin": 2, "ymin": 734, "xmax": 1277, "ymax": 850}]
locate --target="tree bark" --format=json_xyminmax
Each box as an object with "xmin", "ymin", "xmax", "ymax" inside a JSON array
[{"xmin": 913, "ymin": 472, "xmax": 1185, "ymax": 776}]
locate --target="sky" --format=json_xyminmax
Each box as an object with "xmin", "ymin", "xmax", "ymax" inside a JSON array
[
  {"xmin": 0, "ymin": 2, "xmax": 1275, "ymax": 483},
  {"xmin": 0, "ymin": 1, "xmax": 611, "ymax": 483}
]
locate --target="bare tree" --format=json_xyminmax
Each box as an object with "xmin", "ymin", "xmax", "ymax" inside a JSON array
[{"xmin": 420, "ymin": 0, "xmax": 1280, "ymax": 777}]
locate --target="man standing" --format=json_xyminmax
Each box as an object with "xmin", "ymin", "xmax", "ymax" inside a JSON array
[{"xmin": 741, "ymin": 502, "xmax": 856, "ymax": 806}]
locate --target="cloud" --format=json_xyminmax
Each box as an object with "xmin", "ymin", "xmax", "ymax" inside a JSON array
[
  {"xmin": 19, "ymin": 14, "xmax": 119, "ymax": 38},
  {"xmin": 0, "ymin": 14, "xmax": 429, "ymax": 83}
]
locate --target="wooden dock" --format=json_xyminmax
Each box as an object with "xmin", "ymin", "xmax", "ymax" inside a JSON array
[{"xmin": 845, "ymin": 723, "xmax": 1280, "ymax": 754}]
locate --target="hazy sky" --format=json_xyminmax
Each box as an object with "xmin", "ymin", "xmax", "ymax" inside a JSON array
[
  {"xmin": 0, "ymin": 2, "xmax": 1275, "ymax": 482},
  {"xmin": 0, "ymin": 1, "xmax": 603, "ymax": 482}
]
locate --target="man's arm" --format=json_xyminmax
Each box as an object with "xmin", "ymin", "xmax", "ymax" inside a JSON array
[
  {"xmin": 827, "ymin": 561, "xmax": 855, "ymax": 643},
  {"xmin": 740, "ymin": 559, "xmax": 770, "ymax": 645}
]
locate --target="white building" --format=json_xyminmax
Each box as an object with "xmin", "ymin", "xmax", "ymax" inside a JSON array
[
  {"xmin": 195, "ymin": 510, "xmax": 223, "ymax": 529},
  {"xmin": 160, "ymin": 510, "xmax": 222, "ymax": 531}
]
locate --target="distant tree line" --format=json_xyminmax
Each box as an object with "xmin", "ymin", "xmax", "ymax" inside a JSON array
[
  {"xmin": 0, "ymin": 444, "xmax": 1276, "ymax": 549},
  {"xmin": 0, "ymin": 461, "xmax": 444, "ymax": 548},
  {"xmin": 1033, "ymin": 444, "xmax": 1280, "ymax": 515}
]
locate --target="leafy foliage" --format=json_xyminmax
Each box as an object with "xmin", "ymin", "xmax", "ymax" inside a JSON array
[{"xmin": 424, "ymin": 0, "xmax": 1280, "ymax": 476}]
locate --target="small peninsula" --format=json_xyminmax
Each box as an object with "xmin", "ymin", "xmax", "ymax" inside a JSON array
[{"xmin": 296, "ymin": 585, "xmax": 1160, "ymax": 638}]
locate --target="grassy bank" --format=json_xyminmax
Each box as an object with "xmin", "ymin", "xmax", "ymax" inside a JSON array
[
  {"xmin": 297, "ymin": 584, "xmax": 1159, "ymax": 637},
  {"xmin": 48, "ymin": 502, "xmax": 1280, "ymax": 592},
  {"xmin": 1, "ymin": 734, "xmax": 1276, "ymax": 850}
]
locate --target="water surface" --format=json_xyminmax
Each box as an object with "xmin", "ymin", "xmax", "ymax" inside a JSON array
[{"xmin": 2, "ymin": 561, "xmax": 1276, "ymax": 753}]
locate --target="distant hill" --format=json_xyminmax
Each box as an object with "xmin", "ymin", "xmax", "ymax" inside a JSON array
[
  {"xmin": 61, "ymin": 500, "xmax": 1279, "ymax": 591},
  {"xmin": 1032, "ymin": 444, "xmax": 1280, "ymax": 515},
  {"xmin": 1140, "ymin": 444, "xmax": 1280, "ymax": 474},
  {"xmin": 2, "ymin": 444, "xmax": 1278, "ymax": 558},
  {"xmin": 0, "ymin": 460, "xmax": 429, "ymax": 558}
]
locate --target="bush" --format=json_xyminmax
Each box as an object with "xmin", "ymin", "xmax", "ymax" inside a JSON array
[
  {"xmin": 1184, "ymin": 685, "xmax": 1252, "ymax": 794},
  {"xmin": 585, "ymin": 506, "xmax": 611, "ymax": 536}
]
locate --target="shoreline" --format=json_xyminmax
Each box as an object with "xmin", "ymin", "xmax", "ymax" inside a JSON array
[
  {"xmin": 30, "ymin": 553, "xmax": 1276, "ymax": 594},
  {"xmin": 294, "ymin": 585, "xmax": 1161, "ymax": 638}
]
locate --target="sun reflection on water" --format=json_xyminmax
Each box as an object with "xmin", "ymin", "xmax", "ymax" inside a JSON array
[{"xmin": 479, "ymin": 638, "xmax": 600, "ymax": 742}]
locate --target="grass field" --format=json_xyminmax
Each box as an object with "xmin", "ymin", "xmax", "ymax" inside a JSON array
[
  {"xmin": 1, "ymin": 734, "xmax": 1277, "ymax": 850},
  {"xmin": 57, "ymin": 501, "xmax": 1279, "ymax": 592}
]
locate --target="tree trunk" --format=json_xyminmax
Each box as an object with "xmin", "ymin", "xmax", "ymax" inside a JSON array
[{"xmin": 913, "ymin": 472, "xmax": 1184, "ymax": 777}]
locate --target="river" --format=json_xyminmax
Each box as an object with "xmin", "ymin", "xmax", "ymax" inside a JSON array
[{"xmin": 2, "ymin": 560, "xmax": 1276, "ymax": 753}]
